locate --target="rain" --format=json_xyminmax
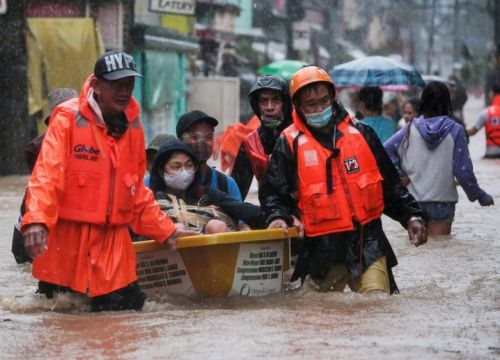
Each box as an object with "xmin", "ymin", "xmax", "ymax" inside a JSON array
[{"xmin": 0, "ymin": 0, "xmax": 499, "ymax": 359}]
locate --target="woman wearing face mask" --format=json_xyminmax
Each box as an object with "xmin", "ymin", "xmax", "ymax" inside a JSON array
[{"xmin": 149, "ymin": 138, "xmax": 267, "ymax": 233}]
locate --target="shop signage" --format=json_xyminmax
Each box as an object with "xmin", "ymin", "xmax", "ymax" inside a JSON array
[{"xmin": 149, "ymin": 0, "xmax": 195, "ymax": 15}]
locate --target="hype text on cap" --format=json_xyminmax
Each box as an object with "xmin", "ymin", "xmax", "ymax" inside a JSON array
[{"xmin": 94, "ymin": 50, "xmax": 143, "ymax": 80}]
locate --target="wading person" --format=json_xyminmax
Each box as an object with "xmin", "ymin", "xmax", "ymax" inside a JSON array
[
  {"xmin": 385, "ymin": 81, "xmax": 494, "ymax": 236},
  {"xmin": 21, "ymin": 50, "xmax": 197, "ymax": 311},
  {"xmin": 259, "ymin": 66, "xmax": 427, "ymax": 294},
  {"xmin": 358, "ymin": 86, "xmax": 398, "ymax": 144},
  {"xmin": 231, "ymin": 75, "xmax": 292, "ymax": 200},
  {"xmin": 177, "ymin": 110, "xmax": 249, "ymax": 231},
  {"xmin": 467, "ymin": 82, "xmax": 500, "ymax": 159}
]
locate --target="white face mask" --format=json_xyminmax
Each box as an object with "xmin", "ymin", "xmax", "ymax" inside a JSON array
[{"xmin": 163, "ymin": 169, "xmax": 195, "ymax": 190}]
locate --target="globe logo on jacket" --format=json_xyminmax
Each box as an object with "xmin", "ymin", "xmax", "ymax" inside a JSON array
[{"xmin": 73, "ymin": 144, "xmax": 100, "ymax": 161}]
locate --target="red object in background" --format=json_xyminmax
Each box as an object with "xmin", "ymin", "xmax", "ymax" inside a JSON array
[
  {"xmin": 26, "ymin": 0, "xmax": 83, "ymax": 17},
  {"xmin": 219, "ymin": 116, "xmax": 260, "ymax": 172}
]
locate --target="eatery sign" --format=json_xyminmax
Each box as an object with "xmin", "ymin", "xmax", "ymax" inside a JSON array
[{"xmin": 149, "ymin": 0, "xmax": 195, "ymax": 15}]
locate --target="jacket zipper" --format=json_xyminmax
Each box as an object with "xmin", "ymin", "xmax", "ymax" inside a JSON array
[{"xmin": 107, "ymin": 161, "xmax": 115, "ymax": 223}]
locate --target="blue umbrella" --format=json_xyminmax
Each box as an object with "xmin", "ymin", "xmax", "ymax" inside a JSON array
[{"xmin": 329, "ymin": 56, "xmax": 426, "ymax": 88}]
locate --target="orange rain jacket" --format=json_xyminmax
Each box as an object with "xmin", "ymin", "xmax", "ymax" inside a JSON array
[
  {"xmin": 219, "ymin": 115, "xmax": 260, "ymax": 172},
  {"xmin": 242, "ymin": 129, "xmax": 269, "ymax": 182},
  {"xmin": 21, "ymin": 76, "xmax": 176, "ymax": 297}
]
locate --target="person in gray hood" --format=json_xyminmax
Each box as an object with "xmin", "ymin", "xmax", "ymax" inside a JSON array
[{"xmin": 384, "ymin": 81, "xmax": 494, "ymax": 236}]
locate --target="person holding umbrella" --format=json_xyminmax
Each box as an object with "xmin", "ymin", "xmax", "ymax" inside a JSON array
[{"xmin": 259, "ymin": 66, "xmax": 427, "ymax": 294}]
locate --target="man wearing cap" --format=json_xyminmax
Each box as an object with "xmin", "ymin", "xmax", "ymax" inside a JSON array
[
  {"xmin": 21, "ymin": 50, "xmax": 197, "ymax": 311},
  {"xmin": 231, "ymin": 75, "xmax": 292, "ymax": 200},
  {"xmin": 176, "ymin": 110, "xmax": 249, "ymax": 230},
  {"xmin": 259, "ymin": 66, "xmax": 427, "ymax": 294}
]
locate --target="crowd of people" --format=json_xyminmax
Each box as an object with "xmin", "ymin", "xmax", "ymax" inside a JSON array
[{"xmin": 15, "ymin": 50, "xmax": 495, "ymax": 311}]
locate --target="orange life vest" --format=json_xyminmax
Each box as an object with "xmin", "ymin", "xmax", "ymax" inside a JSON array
[
  {"xmin": 485, "ymin": 95, "xmax": 500, "ymax": 147},
  {"xmin": 242, "ymin": 129, "xmax": 269, "ymax": 182},
  {"xmin": 284, "ymin": 111, "xmax": 384, "ymax": 237},
  {"xmin": 56, "ymin": 101, "xmax": 144, "ymax": 225},
  {"xmin": 22, "ymin": 76, "xmax": 176, "ymax": 296}
]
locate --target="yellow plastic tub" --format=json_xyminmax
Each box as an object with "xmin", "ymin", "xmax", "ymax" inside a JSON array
[{"xmin": 134, "ymin": 228, "xmax": 298, "ymax": 299}]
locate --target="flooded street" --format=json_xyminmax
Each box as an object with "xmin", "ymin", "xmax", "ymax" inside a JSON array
[{"xmin": 0, "ymin": 96, "xmax": 498, "ymax": 360}]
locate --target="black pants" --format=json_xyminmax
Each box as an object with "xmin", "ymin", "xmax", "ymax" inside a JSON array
[{"xmin": 38, "ymin": 281, "xmax": 146, "ymax": 312}]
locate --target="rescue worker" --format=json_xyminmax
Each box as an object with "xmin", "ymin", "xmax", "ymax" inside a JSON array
[
  {"xmin": 176, "ymin": 110, "xmax": 250, "ymax": 231},
  {"xmin": 231, "ymin": 75, "xmax": 293, "ymax": 200},
  {"xmin": 467, "ymin": 82, "xmax": 500, "ymax": 158},
  {"xmin": 259, "ymin": 66, "xmax": 427, "ymax": 293},
  {"xmin": 21, "ymin": 50, "xmax": 197, "ymax": 311}
]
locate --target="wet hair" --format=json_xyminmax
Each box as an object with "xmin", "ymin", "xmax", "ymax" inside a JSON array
[
  {"xmin": 358, "ymin": 86, "xmax": 383, "ymax": 113},
  {"xmin": 405, "ymin": 97, "xmax": 419, "ymax": 113},
  {"xmin": 401, "ymin": 98, "xmax": 421, "ymax": 154},
  {"xmin": 418, "ymin": 81, "xmax": 452, "ymax": 118}
]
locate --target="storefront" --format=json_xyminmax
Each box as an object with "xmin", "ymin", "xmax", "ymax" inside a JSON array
[{"xmin": 131, "ymin": 25, "xmax": 198, "ymax": 140}]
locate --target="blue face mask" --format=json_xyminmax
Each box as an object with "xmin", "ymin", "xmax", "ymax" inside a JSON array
[{"xmin": 305, "ymin": 106, "xmax": 333, "ymax": 128}]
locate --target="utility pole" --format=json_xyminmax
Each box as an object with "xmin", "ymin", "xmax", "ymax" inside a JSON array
[
  {"xmin": 285, "ymin": 0, "xmax": 304, "ymax": 60},
  {"xmin": 452, "ymin": 0, "xmax": 460, "ymax": 63},
  {"xmin": 426, "ymin": 0, "xmax": 437, "ymax": 74},
  {"xmin": 495, "ymin": 0, "xmax": 500, "ymax": 46},
  {"xmin": 0, "ymin": 0, "xmax": 30, "ymax": 175}
]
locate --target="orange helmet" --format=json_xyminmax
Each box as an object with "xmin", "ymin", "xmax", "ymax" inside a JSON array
[{"xmin": 290, "ymin": 66, "xmax": 336, "ymax": 99}]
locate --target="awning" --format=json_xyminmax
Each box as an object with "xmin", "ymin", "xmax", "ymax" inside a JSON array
[
  {"xmin": 251, "ymin": 41, "xmax": 286, "ymax": 62},
  {"xmin": 132, "ymin": 24, "xmax": 199, "ymax": 53}
]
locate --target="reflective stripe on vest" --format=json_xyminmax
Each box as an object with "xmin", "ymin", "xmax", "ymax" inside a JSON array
[
  {"xmin": 242, "ymin": 129, "xmax": 269, "ymax": 182},
  {"xmin": 284, "ymin": 115, "xmax": 384, "ymax": 237},
  {"xmin": 58, "ymin": 105, "xmax": 144, "ymax": 225}
]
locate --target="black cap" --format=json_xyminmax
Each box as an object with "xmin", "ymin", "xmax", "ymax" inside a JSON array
[
  {"xmin": 94, "ymin": 50, "xmax": 142, "ymax": 80},
  {"xmin": 176, "ymin": 110, "xmax": 218, "ymax": 138}
]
